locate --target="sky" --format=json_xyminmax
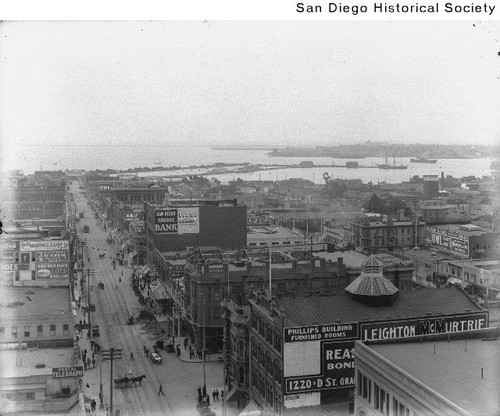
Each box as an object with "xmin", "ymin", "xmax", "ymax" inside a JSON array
[{"xmin": 0, "ymin": 20, "xmax": 499, "ymax": 150}]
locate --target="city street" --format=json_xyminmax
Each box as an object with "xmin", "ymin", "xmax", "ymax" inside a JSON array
[{"xmin": 71, "ymin": 183, "xmax": 226, "ymax": 416}]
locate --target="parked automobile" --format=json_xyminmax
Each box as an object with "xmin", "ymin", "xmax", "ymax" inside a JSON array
[{"xmin": 149, "ymin": 351, "xmax": 162, "ymax": 363}]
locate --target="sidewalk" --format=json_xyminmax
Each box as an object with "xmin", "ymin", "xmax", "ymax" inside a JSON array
[{"xmin": 72, "ymin": 267, "xmax": 108, "ymax": 415}]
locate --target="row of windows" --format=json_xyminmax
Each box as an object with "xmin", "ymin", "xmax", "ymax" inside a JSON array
[
  {"xmin": 117, "ymin": 193, "xmax": 162, "ymax": 202},
  {"xmin": 250, "ymin": 339, "xmax": 282, "ymax": 384},
  {"xmin": 251, "ymin": 314, "xmax": 282, "ymax": 353},
  {"xmin": 248, "ymin": 241, "xmax": 303, "ymax": 247},
  {"xmin": 357, "ymin": 370, "xmax": 420, "ymax": 416},
  {"xmin": 0, "ymin": 324, "xmax": 69, "ymax": 338},
  {"xmin": 251, "ymin": 368, "xmax": 282, "ymax": 414}
]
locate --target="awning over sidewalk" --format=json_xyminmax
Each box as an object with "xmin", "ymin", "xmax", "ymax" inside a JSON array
[
  {"xmin": 0, "ymin": 383, "xmax": 46, "ymax": 391},
  {"xmin": 139, "ymin": 265, "xmax": 151, "ymax": 275},
  {"xmin": 448, "ymin": 277, "xmax": 468, "ymax": 288},
  {"xmin": 239, "ymin": 400, "xmax": 261, "ymax": 416}
]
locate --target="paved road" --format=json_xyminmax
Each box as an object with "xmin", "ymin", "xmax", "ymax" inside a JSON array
[{"xmin": 72, "ymin": 184, "xmax": 225, "ymax": 416}]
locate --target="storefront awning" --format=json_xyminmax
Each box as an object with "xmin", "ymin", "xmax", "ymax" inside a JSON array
[{"xmin": 448, "ymin": 277, "xmax": 468, "ymax": 288}]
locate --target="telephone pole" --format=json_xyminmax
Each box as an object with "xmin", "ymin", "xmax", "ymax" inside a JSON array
[{"xmin": 102, "ymin": 347, "xmax": 122, "ymax": 414}]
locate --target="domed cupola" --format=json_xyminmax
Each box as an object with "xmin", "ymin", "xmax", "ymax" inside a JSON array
[{"xmin": 344, "ymin": 255, "xmax": 399, "ymax": 306}]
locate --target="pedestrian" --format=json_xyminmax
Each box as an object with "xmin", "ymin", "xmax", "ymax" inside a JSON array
[
  {"xmin": 197, "ymin": 386, "xmax": 202, "ymax": 400},
  {"xmin": 87, "ymin": 357, "xmax": 91, "ymax": 368},
  {"xmin": 92, "ymin": 357, "xmax": 95, "ymax": 367},
  {"xmin": 91, "ymin": 285, "xmax": 93, "ymax": 291},
  {"xmin": 121, "ymin": 270, "xmax": 123, "ymax": 276},
  {"xmin": 119, "ymin": 276, "xmax": 121, "ymax": 282},
  {"xmin": 176, "ymin": 345, "xmax": 181, "ymax": 357},
  {"xmin": 92, "ymin": 352, "xmax": 95, "ymax": 360},
  {"xmin": 212, "ymin": 390, "xmax": 216, "ymax": 401},
  {"xmin": 130, "ymin": 352, "xmax": 134, "ymax": 361},
  {"xmin": 184, "ymin": 338, "xmax": 188, "ymax": 350},
  {"xmin": 88, "ymin": 257, "xmax": 90, "ymax": 263},
  {"xmin": 158, "ymin": 384, "xmax": 164, "ymax": 396},
  {"xmin": 206, "ymin": 394, "xmax": 210, "ymax": 406}
]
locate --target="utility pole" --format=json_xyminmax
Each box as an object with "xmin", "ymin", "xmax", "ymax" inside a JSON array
[
  {"xmin": 102, "ymin": 347, "xmax": 122, "ymax": 414},
  {"xmin": 202, "ymin": 291, "xmax": 206, "ymax": 393},
  {"xmin": 87, "ymin": 268, "xmax": 91, "ymax": 338}
]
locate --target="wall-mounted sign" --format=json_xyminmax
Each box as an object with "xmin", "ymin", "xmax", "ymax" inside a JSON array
[
  {"xmin": 154, "ymin": 208, "xmax": 199, "ymax": 234},
  {"xmin": 52, "ymin": 366, "xmax": 84, "ymax": 378},
  {"xmin": 360, "ymin": 312, "xmax": 488, "ymax": 341},
  {"xmin": 20, "ymin": 240, "xmax": 69, "ymax": 252},
  {"xmin": 425, "ymin": 226, "xmax": 469, "ymax": 258}
]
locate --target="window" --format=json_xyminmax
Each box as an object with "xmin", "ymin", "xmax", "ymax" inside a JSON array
[
  {"xmin": 357, "ymin": 371, "xmax": 371, "ymax": 403},
  {"xmin": 393, "ymin": 398, "xmax": 410, "ymax": 416},
  {"xmin": 50, "ymin": 325, "xmax": 56, "ymax": 336},
  {"xmin": 37, "ymin": 325, "xmax": 43, "ymax": 337},
  {"xmin": 0, "ymin": 327, "xmax": 4, "ymax": 336},
  {"xmin": 24, "ymin": 326, "xmax": 30, "ymax": 337},
  {"xmin": 26, "ymin": 392, "xmax": 35, "ymax": 400},
  {"xmin": 63, "ymin": 324, "xmax": 69, "ymax": 336},
  {"xmin": 11, "ymin": 326, "xmax": 17, "ymax": 338}
]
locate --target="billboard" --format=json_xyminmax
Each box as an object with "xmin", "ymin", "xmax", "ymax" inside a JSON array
[
  {"xmin": 154, "ymin": 208, "xmax": 199, "ymax": 234},
  {"xmin": 425, "ymin": 226, "xmax": 469, "ymax": 258},
  {"xmin": 360, "ymin": 312, "xmax": 488, "ymax": 341},
  {"xmin": 283, "ymin": 323, "xmax": 358, "ymax": 398}
]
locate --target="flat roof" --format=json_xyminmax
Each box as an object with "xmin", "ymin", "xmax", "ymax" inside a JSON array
[
  {"xmin": 405, "ymin": 248, "xmax": 452, "ymax": 263},
  {"xmin": 372, "ymin": 338, "xmax": 500, "ymax": 416},
  {"xmin": 276, "ymin": 286, "xmax": 484, "ymax": 327},
  {"xmin": 247, "ymin": 226, "xmax": 304, "ymax": 240},
  {"xmin": 315, "ymin": 250, "xmax": 369, "ymax": 268},
  {"xmin": 435, "ymin": 224, "xmax": 497, "ymax": 237},
  {"xmin": 0, "ymin": 347, "xmax": 75, "ymax": 378},
  {"xmin": 0, "ymin": 287, "xmax": 71, "ymax": 319}
]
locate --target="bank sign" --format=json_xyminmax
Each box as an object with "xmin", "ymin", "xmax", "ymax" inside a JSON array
[
  {"xmin": 52, "ymin": 366, "xmax": 84, "ymax": 378},
  {"xmin": 154, "ymin": 208, "xmax": 199, "ymax": 234},
  {"xmin": 425, "ymin": 226, "xmax": 469, "ymax": 258}
]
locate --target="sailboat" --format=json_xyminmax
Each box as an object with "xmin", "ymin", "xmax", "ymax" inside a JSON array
[{"xmin": 377, "ymin": 152, "xmax": 407, "ymax": 170}]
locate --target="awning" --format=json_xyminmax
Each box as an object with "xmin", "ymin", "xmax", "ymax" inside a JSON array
[
  {"xmin": 239, "ymin": 400, "xmax": 261, "ymax": 416},
  {"xmin": 140, "ymin": 266, "xmax": 151, "ymax": 275},
  {"xmin": 448, "ymin": 278, "xmax": 468, "ymax": 288},
  {"xmin": 0, "ymin": 384, "xmax": 46, "ymax": 391},
  {"xmin": 129, "ymin": 250, "xmax": 137, "ymax": 258}
]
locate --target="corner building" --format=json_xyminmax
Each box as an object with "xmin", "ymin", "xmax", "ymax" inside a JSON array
[{"xmin": 238, "ymin": 257, "xmax": 487, "ymax": 415}]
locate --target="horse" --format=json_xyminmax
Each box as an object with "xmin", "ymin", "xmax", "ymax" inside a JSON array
[{"xmin": 129, "ymin": 375, "xmax": 147, "ymax": 386}]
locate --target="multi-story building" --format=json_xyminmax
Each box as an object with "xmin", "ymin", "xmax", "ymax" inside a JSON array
[
  {"xmin": 425, "ymin": 223, "xmax": 499, "ymax": 259},
  {"xmin": 144, "ymin": 199, "xmax": 247, "ymax": 256},
  {"xmin": 348, "ymin": 216, "xmax": 426, "ymax": 253},
  {"xmin": 0, "ymin": 234, "xmax": 70, "ymax": 288},
  {"xmin": 354, "ymin": 328, "xmax": 500, "ymax": 416},
  {"xmin": 0, "ymin": 287, "xmax": 79, "ymax": 414},
  {"xmin": 225, "ymin": 256, "xmax": 487, "ymax": 415},
  {"xmin": 247, "ymin": 226, "xmax": 305, "ymax": 248}
]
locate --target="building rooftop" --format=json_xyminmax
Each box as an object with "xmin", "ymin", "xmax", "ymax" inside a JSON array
[
  {"xmin": 0, "ymin": 347, "xmax": 75, "ymax": 378},
  {"xmin": 0, "ymin": 287, "xmax": 72, "ymax": 320},
  {"xmin": 247, "ymin": 226, "xmax": 304, "ymax": 241},
  {"xmin": 275, "ymin": 286, "xmax": 483, "ymax": 327},
  {"xmin": 345, "ymin": 256, "xmax": 399, "ymax": 298},
  {"xmin": 404, "ymin": 247, "xmax": 452, "ymax": 263},
  {"xmin": 435, "ymin": 223, "xmax": 497, "ymax": 237},
  {"xmin": 371, "ymin": 338, "xmax": 500, "ymax": 416}
]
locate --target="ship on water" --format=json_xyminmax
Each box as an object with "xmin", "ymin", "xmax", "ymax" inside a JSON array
[
  {"xmin": 377, "ymin": 154, "xmax": 408, "ymax": 170},
  {"xmin": 410, "ymin": 156, "xmax": 437, "ymax": 164}
]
